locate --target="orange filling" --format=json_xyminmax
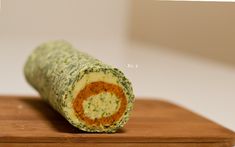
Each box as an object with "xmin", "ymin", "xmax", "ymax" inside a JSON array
[{"xmin": 73, "ymin": 81, "xmax": 127, "ymax": 126}]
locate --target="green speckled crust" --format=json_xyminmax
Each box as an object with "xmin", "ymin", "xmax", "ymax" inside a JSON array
[{"xmin": 24, "ymin": 40, "xmax": 135, "ymax": 133}]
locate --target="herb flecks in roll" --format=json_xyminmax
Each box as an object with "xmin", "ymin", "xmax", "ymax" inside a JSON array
[{"xmin": 24, "ymin": 40, "xmax": 135, "ymax": 132}]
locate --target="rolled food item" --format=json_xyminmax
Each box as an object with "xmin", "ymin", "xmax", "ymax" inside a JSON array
[{"xmin": 24, "ymin": 40, "xmax": 135, "ymax": 133}]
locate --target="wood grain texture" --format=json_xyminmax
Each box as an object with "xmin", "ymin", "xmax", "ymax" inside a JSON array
[{"xmin": 0, "ymin": 96, "xmax": 234, "ymax": 147}]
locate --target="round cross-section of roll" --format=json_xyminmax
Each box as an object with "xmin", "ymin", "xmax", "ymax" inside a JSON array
[{"xmin": 24, "ymin": 40, "xmax": 135, "ymax": 133}]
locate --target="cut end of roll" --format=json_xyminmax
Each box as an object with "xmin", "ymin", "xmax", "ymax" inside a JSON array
[{"xmin": 73, "ymin": 81, "xmax": 127, "ymax": 130}]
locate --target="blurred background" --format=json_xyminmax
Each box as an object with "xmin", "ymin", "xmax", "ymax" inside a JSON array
[{"xmin": 0, "ymin": 0, "xmax": 235, "ymax": 131}]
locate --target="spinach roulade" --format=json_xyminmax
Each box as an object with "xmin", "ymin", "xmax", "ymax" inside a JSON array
[{"xmin": 24, "ymin": 41, "xmax": 135, "ymax": 132}]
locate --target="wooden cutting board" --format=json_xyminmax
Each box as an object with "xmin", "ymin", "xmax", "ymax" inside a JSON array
[{"xmin": 0, "ymin": 96, "xmax": 234, "ymax": 147}]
